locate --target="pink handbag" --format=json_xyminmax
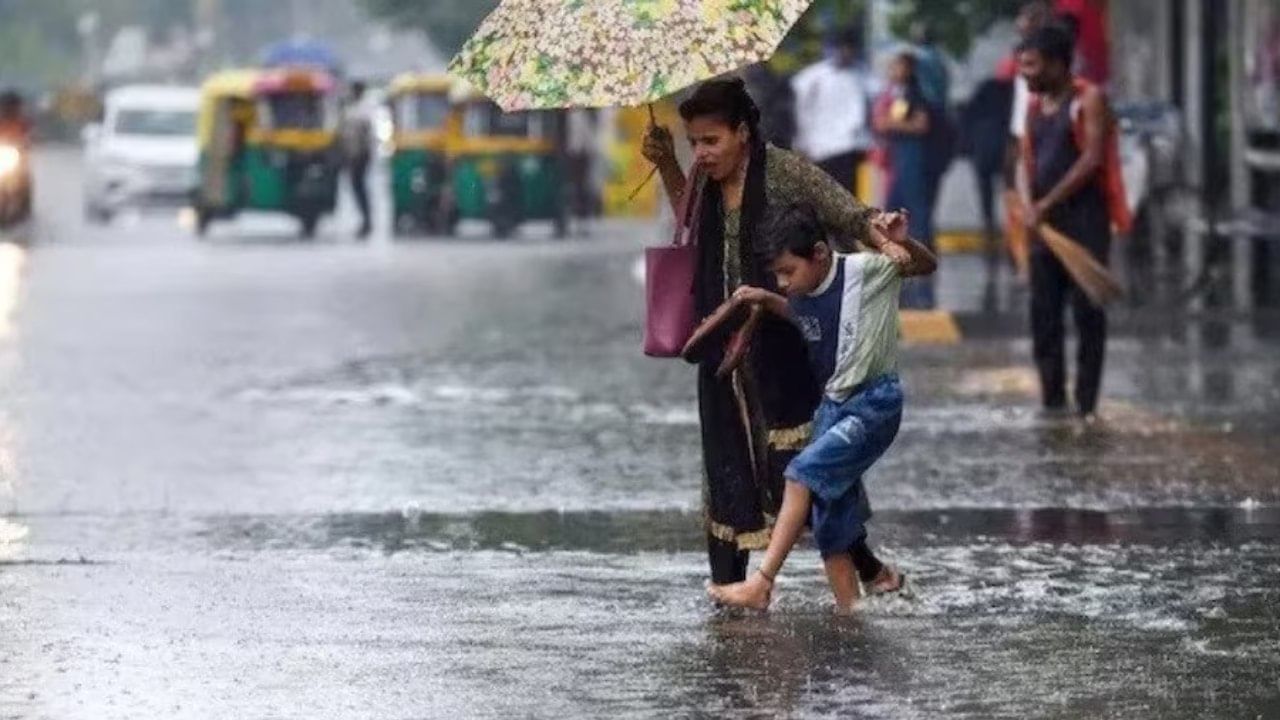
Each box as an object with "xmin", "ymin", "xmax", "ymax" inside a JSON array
[{"xmin": 644, "ymin": 167, "xmax": 705, "ymax": 357}]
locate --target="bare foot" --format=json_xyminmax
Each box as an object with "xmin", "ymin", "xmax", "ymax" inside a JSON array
[
  {"xmin": 707, "ymin": 572, "xmax": 773, "ymax": 610},
  {"xmin": 868, "ymin": 565, "xmax": 905, "ymax": 595}
]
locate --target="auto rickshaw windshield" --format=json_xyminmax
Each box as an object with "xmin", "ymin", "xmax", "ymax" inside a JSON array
[
  {"xmin": 394, "ymin": 94, "xmax": 450, "ymax": 132},
  {"xmin": 259, "ymin": 91, "xmax": 335, "ymax": 131},
  {"xmin": 463, "ymin": 103, "xmax": 530, "ymax": 138}
]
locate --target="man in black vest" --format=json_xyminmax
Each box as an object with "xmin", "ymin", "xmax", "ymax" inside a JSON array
[{"xmin": 1018, "ymin": 24, "xmax": 1111, "ymax": 418}]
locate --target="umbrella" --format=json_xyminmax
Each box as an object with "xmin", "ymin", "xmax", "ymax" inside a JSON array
[
  {"xmin": 448, "ymin": 0, "xmax": 812, "ymax": 112},
  {"xmin": 262, "ymin": 39, "xmax": 343, "ymax": 75}
]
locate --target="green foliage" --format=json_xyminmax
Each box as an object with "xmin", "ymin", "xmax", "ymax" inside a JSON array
[
  {"xmin": 354, "ymin": 0, "xmax": 1022, "ymax": 75},
  {"xmin": 772, "ymin": 0, "xmax": 866, "ymax": 73},
  {"xmin": 0, "ymin": 0, "xmax": 197, "ymax": 86},
  {"xmin": 887, "ymin": 0, "xmax": 1024, "ymax": 56},
  {"xmin": 0, "ymin": 0, "xmax": 82, "ymax": 85}
]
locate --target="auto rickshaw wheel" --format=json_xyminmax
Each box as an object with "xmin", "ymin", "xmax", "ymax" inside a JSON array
[
  {"xmin": 553, "ymin": 208, "xmax": 569, "ymax": 240},
  {"xmin": 393, "ymin": 212, "xmax": 414, "ymax": 237},
  {"xmin": 299, "ymin": 213, "xmax": 319, "ymax": 239},
  {"xmin": 492, "ymin": 215, "xmax": 517, "ymax": 240},
  {"xmin": 491, "ymin": 200, "xmax": 519, "ymax": 240},
  {"xmin": 195, "ymin": 208, "xmax": 213, "ymax": 237}
]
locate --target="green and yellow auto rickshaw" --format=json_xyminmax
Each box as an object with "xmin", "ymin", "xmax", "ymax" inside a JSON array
[
  {"xmin": 386, "ymin": 73, "xmax": 457, "ymax": 235},
  {"xmin": 447, "ymin": 85, "xmax": 567, "ymax": 239},
  {"xmin": 194, "ymin": 68, "xmax": 340, "ymax": 238}
]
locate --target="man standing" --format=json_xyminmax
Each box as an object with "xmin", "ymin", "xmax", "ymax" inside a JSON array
[
  {"xmin": 341, "ymin": 80, "xmax": 374, "ymax": 239},
  {"xmin": 790, "ymin": 28, "xmax": 877, "ymax": 195},
  {"xmin": 1018, "ymin": 24, "xmax": 1114, "ymax": 418}
]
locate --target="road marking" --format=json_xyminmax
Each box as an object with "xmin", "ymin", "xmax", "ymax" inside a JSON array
[{"xmin": 901, "ymin": 309, "xmax": 962, "ymax": 345}]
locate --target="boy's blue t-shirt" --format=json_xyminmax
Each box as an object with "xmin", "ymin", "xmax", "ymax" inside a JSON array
[
  {"xmin": 788, "ymin": 253, "xmax": 903, "ymax": 400},
  {"xmin": 789, "ymin": 259, "xmax": 845, "ymax": 387}
]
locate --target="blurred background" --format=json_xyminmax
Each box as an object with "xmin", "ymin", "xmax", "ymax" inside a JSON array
[{"xmin": 2, "ymin": 0, "xmax": 1276, "ymax": 308}]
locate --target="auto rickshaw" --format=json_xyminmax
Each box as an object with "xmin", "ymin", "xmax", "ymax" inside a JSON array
[
  {"xmin": 386, "ymin": 73, "xmax": 456, "ymax": 235},
  {"xmin": 194, "ymin": 68, "xmax": 340, "ymax": 238},
  {"xmin": 447, "ymin": 85, "xmax": 567, "ymax": 239}
]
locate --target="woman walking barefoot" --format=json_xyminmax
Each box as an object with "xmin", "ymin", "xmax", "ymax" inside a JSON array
[{"xmin": 642, "ymin": 78, "xmax": 908, "ymax": 590}]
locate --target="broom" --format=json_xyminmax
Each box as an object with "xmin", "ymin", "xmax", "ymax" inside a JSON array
[
  {"xmin": 1005, "ymin": 192, "xmax": 1122, "ymax": 306},
  {"xmin": 1037, "ymin": 223, "xmax": 1124, "ymax": 307}
]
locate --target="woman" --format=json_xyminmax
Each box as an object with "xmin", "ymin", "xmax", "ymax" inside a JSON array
[
  {"xmin": 642, "ymin": 79, "xmax": 908, "ymax": 587},
  {"xmin": 874, "ymin": 52, "xmax": 936, "ymax": 308}
]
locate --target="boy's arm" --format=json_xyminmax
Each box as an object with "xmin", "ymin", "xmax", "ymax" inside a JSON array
[
  {"xmin": 870, "ymin": 212, "xmax": 938, "ymax": 277},
  {"xmin": 732, "ymin": 286, "xmax": 792, "ymax": 320}
]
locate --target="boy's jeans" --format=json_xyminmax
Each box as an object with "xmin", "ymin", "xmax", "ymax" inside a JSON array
[{"xmin": 785, "ymin": 373, "xmax": 903, "ymax": 557}]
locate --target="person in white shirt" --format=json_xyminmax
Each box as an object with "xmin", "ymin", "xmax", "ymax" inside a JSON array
[
  {"xmin": 791, "ymin": 29, "xmax": 878, "ymax": 195},
  {"xmin": 340, "ymin": 81, "xmax": 374, "ymax": 239}
]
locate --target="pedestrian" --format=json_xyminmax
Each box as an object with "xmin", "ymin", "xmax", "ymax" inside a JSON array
[
  {"xmin": 909, "ymin": 21, "xmax": 955, "ymax": 215},
  {"xmin": 908, "ymin": 22, "xmax": 950, "ymax": 112},
  {"xmin": 961, "ymin": 75, "xmax": 1015, "ymax": 273},
  {"xmin": 564, "ymin": 108, "xmax": 599, "ymax": 230},
  {"xmin": 641, "ymin": 78, "xmax": 908, "ymax": 590},
  {"xmin": 1018, "ymin": 23, "xmax": 1121, "ymax": 418},
  {"xmin": 790, "ymin": 28, "xmax": 877, "ymax": 195},
  {"xmin": 743, "ymin": 62, "xmax": 796, "ymax": 150},
  {"xmin": 707, "ymin": 206, "xmax": 935, "ymax": 611},
  {"xmin": 873, "ymin": 52, "xmax": 936, "ymax": 308},
  {"xmin": 341, "ymin": 80, "xmax": 374, "ymax": 239}
]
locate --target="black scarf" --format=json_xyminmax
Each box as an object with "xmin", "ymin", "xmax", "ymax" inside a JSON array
[
  {"xmin": 694, "ymin": 138, "xmax": 768, "ymax": 318},
  {"xmin": 693, "ymin": 140, "xmax": 819, "ymax": 429}
]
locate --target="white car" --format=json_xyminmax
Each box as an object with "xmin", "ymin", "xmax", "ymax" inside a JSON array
[{"xmin": 83, "ymin": 85, "xmax": 200, "ymax": 222}]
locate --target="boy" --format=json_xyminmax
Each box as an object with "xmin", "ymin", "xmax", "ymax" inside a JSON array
[{"xmin": 708, "ymin": 205, "xmax": 937, "ymax": 611}]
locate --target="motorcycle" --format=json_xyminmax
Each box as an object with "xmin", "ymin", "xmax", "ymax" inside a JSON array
[
  {"xmin": 1114, "ymin": 101, "xmax": 1186, "ymax": 305},
  {"xmin": 0, "ymin": 141, "xmax": 32, "ymax": 227}
]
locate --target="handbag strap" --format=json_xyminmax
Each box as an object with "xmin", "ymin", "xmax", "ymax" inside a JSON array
[{"xmin": 672, "ymin": 165, "xmax": 705, "ymax": 248}]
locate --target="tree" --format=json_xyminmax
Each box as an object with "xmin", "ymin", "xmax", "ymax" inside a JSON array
[
  {"xmin": 357, "ymin": 0, "xmax": 864, "ymax": 66},
  {"xmin": 354, "ymin": 0, "xmax": 1023, "ymax": 75},
  {"xmin": 888, "ymin": 0, "xmax": 1025, "ymax": 57},
  {"xmin": 771, "ymin": 0, "xmax": 867, "ymax": 73},
  {"xmin": 0, "ymin": 0, "xmax": 83, "ymax": 86}
]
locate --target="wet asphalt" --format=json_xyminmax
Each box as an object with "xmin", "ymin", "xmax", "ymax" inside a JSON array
[{"xmin": 1, "ymin": 148, "xmax": 1277, "ymax": 719}]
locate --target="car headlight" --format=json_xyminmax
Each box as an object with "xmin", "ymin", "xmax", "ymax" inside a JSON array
[{"xmin": 0, "ymin": 145, "xmax": 20, "ymax": 177}]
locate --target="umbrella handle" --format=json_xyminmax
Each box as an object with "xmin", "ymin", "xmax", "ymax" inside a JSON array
[{"xmin": 627, "ymin": 166, "xmax": 659, "ymax": 202}]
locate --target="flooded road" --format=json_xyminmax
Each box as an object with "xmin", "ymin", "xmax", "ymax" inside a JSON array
[{"xmin": 2, "ymin": 148, "xmax": 1278, "ymax": 718}]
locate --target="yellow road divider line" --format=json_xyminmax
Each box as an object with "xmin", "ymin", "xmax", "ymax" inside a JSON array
[{"xmin": 901, "ymin": 309, "xmax": 962, "ymax": 345}]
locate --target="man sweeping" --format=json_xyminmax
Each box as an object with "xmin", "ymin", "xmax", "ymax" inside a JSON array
[{"xmin": 1017, "ymin": 23, "xmax": 1129, "ymax": 419}]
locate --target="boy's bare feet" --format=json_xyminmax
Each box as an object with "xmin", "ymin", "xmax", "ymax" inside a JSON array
[
  {"xmin": 707, "ymin": 571, "xmax": 774, "ymax": 610},
  {"xmin": 868, "ymin": 565, "xmax": 906, "ymax": 595}
]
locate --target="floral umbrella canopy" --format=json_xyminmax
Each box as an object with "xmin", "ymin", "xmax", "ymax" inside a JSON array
[{"xmin": 448, "ymin": 0, "xmax": 812, "ymax": 112}]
